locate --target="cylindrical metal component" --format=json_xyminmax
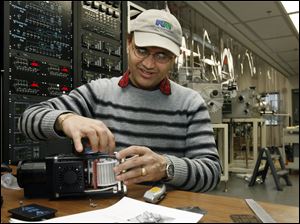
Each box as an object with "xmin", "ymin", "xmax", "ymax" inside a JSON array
[{"xmin": 96, "ymin": 158, "xmax": 118, "ymax": 187}]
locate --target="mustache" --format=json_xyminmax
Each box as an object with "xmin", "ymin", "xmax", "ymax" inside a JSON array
[{"xmin": 138, "ymin": 66, "xmax": 157, "ymax": 73}]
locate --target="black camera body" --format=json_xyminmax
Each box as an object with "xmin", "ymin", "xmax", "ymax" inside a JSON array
[{"xmin": 17, "ymin": 153, "xmax": 127, "ymax": 199}]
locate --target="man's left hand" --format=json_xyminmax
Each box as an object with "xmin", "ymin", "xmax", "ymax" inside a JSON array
[{"xmin": 113, "ymin": 146, "xmax": 167, "ymax": 185}]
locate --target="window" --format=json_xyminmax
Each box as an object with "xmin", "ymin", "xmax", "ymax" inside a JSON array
[
  {"xmin": 265, "ymin": 92, "xmax": 280, "ymax": 125},
  {"xmin": 281, "ymin": 1, "xmax": 299, "ymax": 33}
]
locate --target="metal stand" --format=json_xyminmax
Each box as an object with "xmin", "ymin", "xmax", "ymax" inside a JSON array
[{"xmin": 212, "ymin": 123, "xmax": 228, "ymax": 192}]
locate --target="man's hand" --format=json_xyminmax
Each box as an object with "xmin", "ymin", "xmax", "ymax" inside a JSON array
[
  {"xmin": 113, "ymin": 146, "xmax": 167, "ymax": 185},
  {"xmin": 55, "ymin": 114, "xmax": 115, "ymax": 154}
]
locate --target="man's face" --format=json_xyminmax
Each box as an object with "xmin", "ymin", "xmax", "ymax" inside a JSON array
[{"xmin": 127, "ymin": 37, "xmax": 175, "ymax": 90}]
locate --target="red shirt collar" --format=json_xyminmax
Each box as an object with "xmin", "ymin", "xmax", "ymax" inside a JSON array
[{"xmin": 118, "ymin": 70, "xmax": 171, "ymax": 95}]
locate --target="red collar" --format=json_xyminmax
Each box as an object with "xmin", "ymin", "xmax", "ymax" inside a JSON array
[{"xmin": 118, "ymin": 70, "xmax": 171, "ymax": 95}]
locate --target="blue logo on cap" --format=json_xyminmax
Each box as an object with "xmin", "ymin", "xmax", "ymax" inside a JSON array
[{"xmin": 155, "ymin": 19, "xmax": 172, "ymax": 30}]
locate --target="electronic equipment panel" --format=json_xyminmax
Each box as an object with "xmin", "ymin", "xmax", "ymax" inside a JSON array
[
  {"xmin": 9, "ymin": 1, "xmax": 72, "ymax": 61},
  {"xmin": 10, "ymin": 51, "xmax": 72, "ymax": 97},
  {"xmin": 80, "ymin": 1, "xmax": 122, "ymax": 84},
  {"xmin": 1, "ymin": 1, "xmax": 128, "ymax": 164},
  {"xmin": 2, "ymin": 1, "xmax": 74, "ymax": 164},
  {"xmin": 7, "ymin": 94, "xmax": 73, "ymax": 162},
  {"xmin": 9, "ymin": 1, "xmax": 73, "ymax": 97}
]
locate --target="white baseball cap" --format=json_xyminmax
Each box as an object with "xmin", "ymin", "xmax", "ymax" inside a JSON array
[{"xmin": 130, "ymin": 9, "xmax": 182, "ymax": 56}]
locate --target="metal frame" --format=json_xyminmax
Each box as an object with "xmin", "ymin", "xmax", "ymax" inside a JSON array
[
  {"xmin": 212, "ymin": 123, "xmax": 228, "ymax": 191},
  {"xmin": 223, "ymin": 118, "xmax": 266, "ymax": 173}
]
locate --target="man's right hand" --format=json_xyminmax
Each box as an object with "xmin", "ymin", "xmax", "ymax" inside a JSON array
[{"xmin": 55, "ymin": 114, "xmax": 115, "ymax": 154}]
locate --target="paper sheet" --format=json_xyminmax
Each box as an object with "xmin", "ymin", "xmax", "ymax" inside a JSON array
[{"xmin": 10, "ymin": 196, "xmax": 203, "ymax": 223}]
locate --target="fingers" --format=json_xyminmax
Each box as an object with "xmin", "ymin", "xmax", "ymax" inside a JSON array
[
  {"xmin": 85, "ymin": 125, "xmax": 115, "ymax": 153},
  {"xmin": 116, "ymin": 146, "xmax": 147, "ymax": 160},
  {"xmin": 92, "ymin": 124, "xmax": 115, "ymax": 154},
  {"xmin": 114, "ymin": 147, "xmax": 148, "ymax": 184},
  {"xmin": 73, "ymin": 132, "xmax": 84, "ymax": 153},
  {"xmin": 115, "ymin": 153, "xmax": 142, "ymax": 173},
  {"xmin": 114, "ymin": 146, "xmax": 166, "ymax": 184},
  {"xmin": 116, "ymin": 166, "xmax": 147, "ymax": 185},
  {"xmin": 114, "ymin": 146, "xmax": 146, "ymax": 174},
  {"xmin": 107, "ymin": 132, "xmax": 116, "ymax": 155},
  {"xmin": 62, "ymin": 115, "xmax": 115, "ymax": 154},
  {"xmin": 86, "ymin": 129, "xmax": 99, "ymax": 152}
]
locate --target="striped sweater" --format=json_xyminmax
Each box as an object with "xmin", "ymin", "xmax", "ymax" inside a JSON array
[{"xmin": 19, "ymin": 77, "xmax": 221, "ymax": 192}]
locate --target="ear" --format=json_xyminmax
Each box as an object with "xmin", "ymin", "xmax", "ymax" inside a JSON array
[
  {"xmin": 127, "ymin": 40, "xmax": 131, "ymax": 54},
  {"xmin": 127, "ymin": 33, "xmax": 134, "ymax": 54}
]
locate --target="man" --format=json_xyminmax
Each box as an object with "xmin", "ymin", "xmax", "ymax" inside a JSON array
[{"xmin": 19, "ymin": 9, "xmax": 221, "ymax": 192}]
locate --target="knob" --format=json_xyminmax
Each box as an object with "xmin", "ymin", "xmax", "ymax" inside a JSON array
[
  {"xmin": 238, "ymin": 95, "xmax": 244, "ymax": 102},
  {"xmin": 92, "ymin": 1, "xmax": 100, "ymax": 9}
]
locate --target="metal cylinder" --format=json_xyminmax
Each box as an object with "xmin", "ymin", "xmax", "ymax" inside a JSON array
[{"xmin": 96, "ymin": 158, "xmax": 118, "ymax": 187}]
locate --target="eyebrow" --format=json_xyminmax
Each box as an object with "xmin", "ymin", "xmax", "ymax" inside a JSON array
[{"xmin": 135, "ymin": 45, "xmax": 172, "ymax": 55}]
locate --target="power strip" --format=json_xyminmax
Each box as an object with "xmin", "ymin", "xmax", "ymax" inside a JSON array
[{"xmin": 245, "ymin": 199, "xmax": 276, "ymax": 223}]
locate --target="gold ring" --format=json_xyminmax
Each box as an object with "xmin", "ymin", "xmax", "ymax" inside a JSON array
[{"xmin": 141, "ymin": 167, "xmax": 147, "ymax": 176}]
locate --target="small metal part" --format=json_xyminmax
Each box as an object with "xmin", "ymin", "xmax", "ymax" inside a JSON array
[
  {"xmin": 89, "ymin": 198, "xmax": 97, "ymax": 208},
  {"xmin": 19, "ymin": 201, "xmax": 24, "ymax": 211},
  {"xmin": 123, "ymin": 184, "xmax": 127, "ymax": 195}
]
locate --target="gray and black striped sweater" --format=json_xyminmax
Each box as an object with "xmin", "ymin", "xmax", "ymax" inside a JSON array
[{"xmin": 19, "ymin": 77, "xmax": 221, "ymax": 192}]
